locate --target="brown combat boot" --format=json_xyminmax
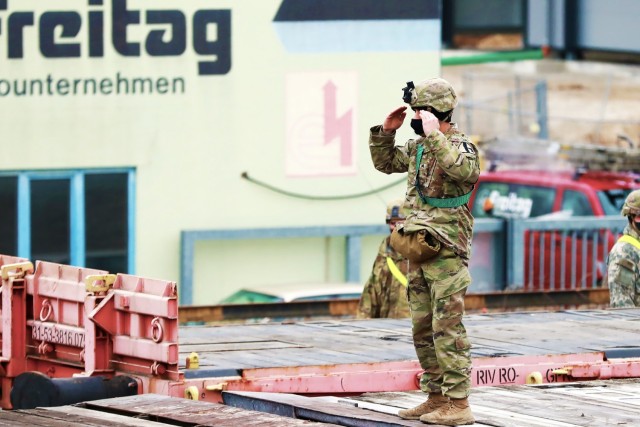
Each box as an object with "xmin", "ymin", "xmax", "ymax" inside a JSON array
[
  {"xmin": 419, "ymin": 397, "xmax": 475, "ymax": 425},
  {"xmin": 397, "ymin": 393, "xmax": 449, "ymax": 420}
]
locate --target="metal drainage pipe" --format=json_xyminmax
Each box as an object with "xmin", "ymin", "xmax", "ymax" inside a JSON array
[{"xmin": 10, "ymin": 371, "xmax": 138, "ymax": 410}]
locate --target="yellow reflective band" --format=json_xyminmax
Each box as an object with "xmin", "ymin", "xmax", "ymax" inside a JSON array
[
  {"xmin": 619, "ymin": 235, "xmax": 640, "ymax": 251},
  {"xmin": 386, "ymin": 257, "xmax": 408, "ymax": 287}
]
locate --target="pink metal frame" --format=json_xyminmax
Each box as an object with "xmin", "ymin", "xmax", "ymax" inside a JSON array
[
  {"xmin": 0, "ymin": 255, "xmax": 32, "ymax": 408},
  {"xmin": 176, "ymin": 352, "xmax": 607, "ymax": 403},
  {"xmin": 0, "ymin": 257, "xmax": 182, "ymax": 408},
  {"xmin": 89, "ymin": 274, "xmax": 181, "ymax": 390},
  {"xmin": 561, "ymin": 358, "xmax": 640, "ymax": 380},
  {"xmin": 26, "ymin": 261, "xmax": 106, "ymax": 375}
]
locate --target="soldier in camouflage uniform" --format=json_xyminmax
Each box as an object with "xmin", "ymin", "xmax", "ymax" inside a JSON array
[
  {"xmin": 607, "ymin": 189, "xmax": 640, "ymax": 308},
  {"xmin": 357, "ymin": 200, "xmax": 411, "ymax": 319},
  {"xmin": 369, "ymin": 78, "xmax": 479, "ymax": 426}
]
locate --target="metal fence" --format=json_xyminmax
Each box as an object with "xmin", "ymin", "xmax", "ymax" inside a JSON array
[
  {"xmin": 180, "ymin": 216, "xmax": 627, "ymax": 305},
  {"xmin": 456, "ymin": 73, "xmax": 548, "ymax": 141},
  {"xmin": 455, "ymin": 71, "xmax": 640, "ymax": 148},
  {"xmin": 506, "ymin": 216, "xmax": 626, "ymax": 291}
]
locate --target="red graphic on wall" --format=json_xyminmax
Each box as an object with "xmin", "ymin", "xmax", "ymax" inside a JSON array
[
  {"xmin": 285, "ymin": 71, "xmax": 357, "ymax": 177},
  {"xmin": 323, "ymin": 80, "xmax": 353, "ymax": 167}
]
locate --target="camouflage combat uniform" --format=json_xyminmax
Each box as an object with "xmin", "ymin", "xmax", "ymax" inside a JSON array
[
  {"xmin": 607, "ymin": 224, "xmax": 640, "ymax": 307},
  {"xmin": 357, "ymin": 236, "xmax": 410, "ymax": 319},
  {"xmin": 369, "ymin": 122, "xmax": 479, "ymax": 399}
]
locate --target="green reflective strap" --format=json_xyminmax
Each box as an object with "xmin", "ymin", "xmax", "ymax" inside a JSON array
[
  {"xmin": 416, "ymin": 144, "xmax": 424, "ymax": 175},
  {"xmin": 414, "ymin": 143, "xmax": 472, "ymax": 208}
]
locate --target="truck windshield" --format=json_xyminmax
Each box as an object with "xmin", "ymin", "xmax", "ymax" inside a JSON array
[{"xmin": 597, "ymin": 189, "xmax": 634, "ymax": 215}]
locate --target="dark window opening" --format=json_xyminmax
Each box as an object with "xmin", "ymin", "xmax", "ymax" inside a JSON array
[
  {"xmin": 561, "ymin": 190, "xmax": 594, "ymax": 216},
  {"xmin": 0, "ymin": 177, "xmax": 18, "ymax": 256},
  {"xmin": 85, "ymin": 173, "xmax": 129, "ymax": 273},
  {"xmin": 31, "ymin": 179, "xmax": 70, "ymax": 264},
  {"xmin": 598, "ymin": 189, "xmax": 633, "ymax": 216}
]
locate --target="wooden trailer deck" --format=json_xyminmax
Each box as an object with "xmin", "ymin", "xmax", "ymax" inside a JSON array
[
  {"xmin": 178, "ymin": 308, "xmax": 640, "ymax": 391},
  {"xmin": 0, "ymin": 394, "xmax": 337, "ymax": 426},
  {"xmin": 223, "ymin": 378, "xmax": 640, "ymax": 426},
  {"xmin": 3, "ymin": 378, "xmax": 639, "ymax": 426},
  {"xmin": 1, "ymin": 308, "xmax": 640, "ymax": 425}
]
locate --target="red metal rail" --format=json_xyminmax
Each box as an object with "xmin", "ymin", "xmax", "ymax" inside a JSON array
[
  {"xmin": 177, "ymin": 352, "xmax": 606, "ymax": 403},
  {"xmin": 557, "ymin": 358, "xmax": 640, "ymax": 380}
]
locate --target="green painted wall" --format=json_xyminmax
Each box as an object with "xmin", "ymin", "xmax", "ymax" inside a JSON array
[{"xmin": 0, "ymin": 0, "xmax": 441, "ymax": 303}]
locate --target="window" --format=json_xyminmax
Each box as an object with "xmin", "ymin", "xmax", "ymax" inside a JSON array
[
  {"xmin": 597, "ymin": 189, "xmax": 634, "ymax": 216},
  {"xmin": 0, "ymin": 170, "xmax": 134, "ymax": 273},
  {"xmin": 85, "ymin": 173, "xmax": 130, "ymax": 273},
  {"xmin": 472, "ymin": 182, "xmax": 509, "ymax": 218},
  {"xmin": 31, "ymin": 179, "xmax": 71, "ymax": 264},
  {"xmin": 0, "ymin": 177, "xmax": 18, "ymax": 255},
  {"xmin": 561, "ymin": 190, "xmax": 594, "ymax": 216}
]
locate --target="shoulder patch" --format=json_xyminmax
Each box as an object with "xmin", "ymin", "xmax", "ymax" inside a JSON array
[
  {"xmin": 456, "ymin": 139, "xmax": 477, "ymax": 156},
  {"xmin": 618, "ymin": 258, "xmax": 636, "ymax": 272},
  {"xmin": 461, "ymin": 141, "xmax": 475, "ymax": 154}
]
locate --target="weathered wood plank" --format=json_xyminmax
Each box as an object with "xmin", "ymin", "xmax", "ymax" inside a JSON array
[
  {"xmin": 472, "ymin": 385, "xmax": 640, "ymax": 425},
  {"xmin": 0, "ymin": 411, "xmax": 81, "ymax": 427},
  {"xmin": 471, "ymin": 404, "xmax": 580, "ymax": 427},
  {"xmin": 223, "ymin": 390, "xmax": 483, "ymax": 427},
  {"xmin": 351, "ymin": 379, "xmax": 640, "ymax": 427},
  {"xmin": 180, "ymin": 340, "xmax": 308, "ymax": 353},
  {"xmin": 84, "ymin": 394, "xmax": 337, "ymax": 426},
  {"xmin": 45, "ymin": 405, "xmax": 170, "ymax": 426},
  {"xmin": 0, "ymin": 408, "xmax": 113, "ymax": 427}
]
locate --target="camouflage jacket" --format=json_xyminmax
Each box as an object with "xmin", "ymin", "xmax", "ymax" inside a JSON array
[
  {"xmin": 369, "ymin": 124, "xmax": 480, "ymax": 259},
  {"xmin": 607, "ymin": 225, "xmax": 640, "ymax": 308},
  {"xmin": 357, "ymin": 236, "xmax": 410, "ymax": 319}
]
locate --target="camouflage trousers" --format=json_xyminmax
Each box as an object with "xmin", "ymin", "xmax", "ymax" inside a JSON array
[{"xmin": 407, "ymin": 247, "xmax": 472, "ymax": 399}]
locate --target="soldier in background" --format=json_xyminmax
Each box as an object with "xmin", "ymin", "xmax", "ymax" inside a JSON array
[
  {"xmin": 607, "ymin": 189, "xmax": 640, "ymax": 308},
  {"xmin": 357, "ymin": 200, "xmax": 410, "ymax": 319},
  {"xmin": 369, "ymin": 77, "xmax": 479, "ymax": 426}
]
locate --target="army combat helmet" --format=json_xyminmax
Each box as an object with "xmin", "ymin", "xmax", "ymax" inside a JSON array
[
  {"xmin": 402, "ymin": 77, "xmax": 458, "ymax": 112},
  {"xmin": 621, "ymin": 189, "xmax": 640, "ymax": 220},
  {"xmin": 386, "ymin": 199, "xmax": 407, "ymax": 223}
]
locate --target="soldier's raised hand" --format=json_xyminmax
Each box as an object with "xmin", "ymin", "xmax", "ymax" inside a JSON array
[
  {"xmin": 419, "ymin": 110, "xmax": 440, "ymax": 134},
  {"xmin": 382, "ymin": 106, "xmax": 408, "ymax": 133}
]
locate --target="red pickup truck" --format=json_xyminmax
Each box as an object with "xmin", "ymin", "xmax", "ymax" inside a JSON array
[{"xmin": 468, "ymin": 169, "xmax": 640, "ymax": 290}]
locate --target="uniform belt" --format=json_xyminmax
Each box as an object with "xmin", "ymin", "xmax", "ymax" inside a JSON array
[{"xmin": 420, "ymin": 191, "xmax": 473, "ymax": 208}]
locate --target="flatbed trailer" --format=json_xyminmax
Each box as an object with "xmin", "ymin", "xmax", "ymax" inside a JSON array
[
  {"xmin": 178, "ymin": 309, "xmax": 640, "ymax": 400},
  {"xmin": 1, "ymin": 256, "xmax": 640, "ymax": 414}
]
